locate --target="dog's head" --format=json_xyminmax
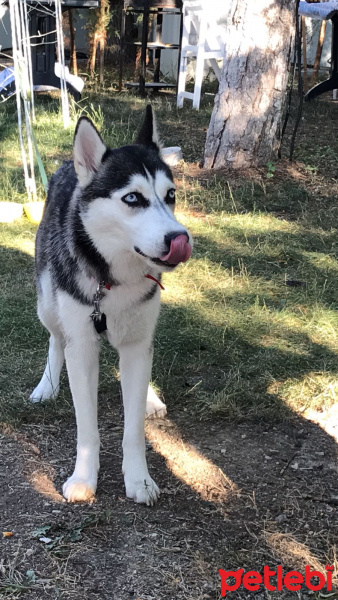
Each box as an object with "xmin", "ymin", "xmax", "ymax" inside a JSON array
[{"xmin": 73, "ymin": 106, "xmax": 192, "ymax": 273}]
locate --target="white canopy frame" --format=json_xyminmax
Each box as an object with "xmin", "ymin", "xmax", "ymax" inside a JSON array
[{"xmin": 7, "ymin": 0, "xmax": 70, "ymax": 201}]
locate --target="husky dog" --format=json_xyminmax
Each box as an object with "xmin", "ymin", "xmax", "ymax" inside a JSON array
[{"xmin": 30, "ymin": 106, "xmax": 192, "ymax": 505}]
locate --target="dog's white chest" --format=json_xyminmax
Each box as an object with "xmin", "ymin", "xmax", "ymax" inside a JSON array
[{"xmin": 101, "ymin": 284, "xmax": 160, "ymax": 348}]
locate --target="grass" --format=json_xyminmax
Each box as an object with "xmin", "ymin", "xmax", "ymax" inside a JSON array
[{"xmin": 0, "ymin": 88, "xmax": 337, "ymax": 428}]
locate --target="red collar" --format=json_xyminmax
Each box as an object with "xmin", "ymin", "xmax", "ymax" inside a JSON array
[
  {"xmin": 145, "ymin": 274, "xmax": 165, "ymax": 290},
  {"xmin": 103, "ymin": 275, "xmax": 164, "ymax": 291}
]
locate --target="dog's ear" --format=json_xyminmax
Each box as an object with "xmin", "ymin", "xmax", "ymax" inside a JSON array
[
  {"xmin": 73, "ymin": 117, "xmax": 107, "ymax": 187},
  {"xmin": 134, "ymin": 105, "xmax": 161, "ymax": 151}
]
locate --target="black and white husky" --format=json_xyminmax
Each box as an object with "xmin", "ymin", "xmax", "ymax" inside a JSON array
[{"xmin": 30, "ymin": 106, "xmax": 192, "ymax": 505}]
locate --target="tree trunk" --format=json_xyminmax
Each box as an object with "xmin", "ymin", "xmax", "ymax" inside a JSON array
[
  {"xmin": 204, "ymin": 0, "xmax": 297, "ymax": 170},
  {"xmin": 99, "ymin": 35, "xmax": 105, "ymax": 84},
  {"xmin": 89, "ymin": 32, "xmax": 97, "ymax": 75},
  {"xmin": 87, "ymin": 0, "xmax": 110, "ymax": 79},
  {"xmin": 68, "ymin": 9, "xmax": 78, "ymax": 76},
  {"xmin": 311, "ymin": 19, "xmax": 326, "ymax": 87}
]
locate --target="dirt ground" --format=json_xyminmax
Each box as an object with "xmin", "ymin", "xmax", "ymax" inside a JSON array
[{"xmin": 1, "ymin": 401, "xmax": 337, "ymax": 599}]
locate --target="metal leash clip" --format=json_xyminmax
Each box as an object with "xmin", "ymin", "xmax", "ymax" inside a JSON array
[{"xmin": 90, "ymin": 281, "xmax": 105, "ymax": 321}]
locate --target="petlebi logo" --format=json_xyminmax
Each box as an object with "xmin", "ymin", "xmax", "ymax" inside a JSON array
[{"xmin": 219, "ymin": 564, "xmax": 334, "ymax": 596}]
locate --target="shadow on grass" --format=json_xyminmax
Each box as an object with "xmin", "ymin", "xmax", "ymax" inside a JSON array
[
  {"xmin": 155, "ymin": 300, "xmax": 337, "ymax": 420},
  {"xmin": 0, "ymin": 158, "xmax": 32, "ymax": 200},
  {"xmin": 0, "ymin": 235, "xmax": 336, "ymax": 422},
  {"xmin": 186, "ymin": 171, "xmax": 338, "ymax": 232},
  {"xmin": 192, "ymin": 225, "xmax": 338, "ymax": 306}
]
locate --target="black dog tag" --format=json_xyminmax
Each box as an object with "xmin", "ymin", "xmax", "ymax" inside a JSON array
[{"xmin": 92, "ymin": 313, "xmax": 107, "ymax": 334}]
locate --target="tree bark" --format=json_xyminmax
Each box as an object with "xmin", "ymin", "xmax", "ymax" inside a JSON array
[
  {"xmin": 68, "ymin": 9, "xmax": 78, "ymax": 76},
  {"xmin": 89, "ymin": 33, "xmax": 97, "ymax": 76},
  {"xmin": 204, "ymin": 0, "xmax": 297, "ymax": 170},
  {"xmin": 302, "ymin": 16, "xmax": 308, "ymax": 93},
  {"xmin": 87, "ymin": 0, "xmax": 110, "ymax": 79},
  {"xmin": 311, "ymin": 19, "xmax": 326, "ymax": 87},
  {"xmin": 99, "ymin": 35, "xmax": 105, "ymax": 84}
]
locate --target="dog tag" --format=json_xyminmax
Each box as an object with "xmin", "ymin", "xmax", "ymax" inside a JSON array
[{"xmin": 92, "ymin": 313, "xmax": 107, "ymax": 334}]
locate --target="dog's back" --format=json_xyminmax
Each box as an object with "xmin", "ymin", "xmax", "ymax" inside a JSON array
[{"xmin": 36, "ymin": 161, "xmax": 77, "ymax": 280}]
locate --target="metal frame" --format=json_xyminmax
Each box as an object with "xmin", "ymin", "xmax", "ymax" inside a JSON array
[
  {"xmin": 119, "ymin": 0, "xmax": 183, "ymax": 96},
  {"xmin": 305, "ymin": 11, "xmax": 338, "ymax": 101}
]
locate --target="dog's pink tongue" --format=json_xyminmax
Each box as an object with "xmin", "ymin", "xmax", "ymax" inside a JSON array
[{"xmin": 160, "ymin": 235, "xmax": 192, "ymax": 265}]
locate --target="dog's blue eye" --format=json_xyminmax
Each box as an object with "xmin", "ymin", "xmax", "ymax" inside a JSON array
[
  {"xmin": 124, "ymin": 193, "xmax": 137, "ymax": 203},
  {"xmin": 165, "ymin": 189, "xmax": 176, "ymax": 204},
  {"xmin": 121, "ymin": 192, "xmax": 150, "ymax": 208}
]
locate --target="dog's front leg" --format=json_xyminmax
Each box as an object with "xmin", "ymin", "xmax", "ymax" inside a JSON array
[
  {"xmin": 119, "ymin": 341, "xmax": 160, "ymax": 505},
  {"xmin": 63, "ymin": 337, "xmax": 100, "ymax": 502}
]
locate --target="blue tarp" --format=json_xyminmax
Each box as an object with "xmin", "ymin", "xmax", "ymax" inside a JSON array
[
  {"xmin": 0, "ymin": 63, "xmax": 84, "ymax": 100},
  {"xmin": 0, "ymin": 66, "xmax": 15, "ymax": 98},
  {"xmin": 299, "ymin": 1, "xmax": 338, "ymax": 20}
]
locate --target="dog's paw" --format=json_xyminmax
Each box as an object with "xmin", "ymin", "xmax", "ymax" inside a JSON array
[
  {"xmin": 63, "ymin": 476, "xmax": 96, "ymax": 503},
  {"xmin": 125, "ymin": 475, "xmax": 160, "ymax": 506},
  {"xmin": 30, "ymin": 381, "xmax": 59, "ymax": 403},
  {"xmin": 146, "ymin": 388, "xmax": 167, "ymax": 419}
]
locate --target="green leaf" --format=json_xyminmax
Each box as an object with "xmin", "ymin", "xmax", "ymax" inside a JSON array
[
  {"xmin": 26, "ymin": 569, "xmax": 36, "ymax": 583},
  {"xmin": 69, "ymin": 528, "xmax": 82, "ymax": 542},
  {"xmin": 32, "ymin": 525, "xmax": 51, "ymax": 538}
]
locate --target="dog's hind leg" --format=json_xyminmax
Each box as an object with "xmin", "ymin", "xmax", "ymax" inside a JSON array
[
  {"xmin": 30, "ymin": 334, "xmax": 64, "ymax": 402},
  {"xmin": 146, "ymin": 385, "xmax": 167, "ymax": 419},
  {"xmin": 119, "ymin": 341, "xmax": 160, "ymax": 505}
]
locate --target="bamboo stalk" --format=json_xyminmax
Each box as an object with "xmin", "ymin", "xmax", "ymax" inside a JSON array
[
  {"xmin": 9, "ymin": 0, "xmax": 36, "ymax": 200},
  {"xmin": 18, "ymin": 0, "xmax": 36, "ymax": 197},
  {"xmin": 69, "ymin": 9, "xmax": 78, "ymax": 76},
  {"xmin": 55, "ymin": 0, "xmax": 70, "ymax": 128},
  {"xmin": 311, "ymin": 19, "xmax": 326, "ymax": 87},
  {"xmin": 23, "ymin": 0, "xmax": 35, "ymax": 123},
  {"xmin": 99, "ymin": 35, "xmax": 105, "ymax": 84},
  {"xmin": 301, "ymin": 16, "xmax": 308, "ymax": 93},
  {"xmin": 90, "ymin": 33, "xmax": 98, "ymax": 76}
]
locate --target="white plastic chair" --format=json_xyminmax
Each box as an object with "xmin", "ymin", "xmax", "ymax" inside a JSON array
[{"xmin": 177, "ymin": 0, "xmax": 226, "ymax": 109}]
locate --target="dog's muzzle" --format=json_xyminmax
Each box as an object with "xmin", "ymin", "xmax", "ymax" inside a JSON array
[
  {"xmin": 135, "ymin": 231, "xmax": 192, "ymax": 268},
  {"xmin": 160, "ymin": 232, "xmax": 192, "ymax": 266}
]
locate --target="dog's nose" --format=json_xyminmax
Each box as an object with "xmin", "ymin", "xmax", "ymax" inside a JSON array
[{"xmin": 164, "ymin": 231, "xmax": 189, "ymax": 249}]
